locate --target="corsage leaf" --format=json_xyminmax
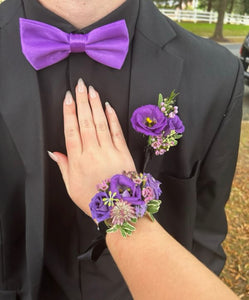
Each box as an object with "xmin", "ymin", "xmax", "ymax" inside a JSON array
[
  {"xmin": 148, "ymin": 213, "xmax": 155, "ymax": 222},
  {"xmin": 130, "ymin": 218, "xmax": 137, "ymax": 223},
  {"xmin": 107, "ymin": 225, "xmax": 118, "ymax": 233}
]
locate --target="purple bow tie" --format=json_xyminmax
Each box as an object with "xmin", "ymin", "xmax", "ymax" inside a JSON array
[{"xmin": 19, "ymin": 18, "xmax": 129, "ymax": 71}]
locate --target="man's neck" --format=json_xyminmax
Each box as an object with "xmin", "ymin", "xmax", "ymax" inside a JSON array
[{"xmin": 38, "ymin": 0, "xmax": 126, "ymax": 29}]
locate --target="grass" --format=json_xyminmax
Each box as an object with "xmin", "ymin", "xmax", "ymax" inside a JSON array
[
  {"xmin": 220, "ymin": 121, "xmax": 249, "ymax": 299},
  {"xmin": 177, "ymin": 22, "xmax": 249, "ymax": 41}
]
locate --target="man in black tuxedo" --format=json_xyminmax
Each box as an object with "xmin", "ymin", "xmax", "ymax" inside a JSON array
[{"xmin": 0, "ymin": 0, "xmax": 244, "ymax": 299}]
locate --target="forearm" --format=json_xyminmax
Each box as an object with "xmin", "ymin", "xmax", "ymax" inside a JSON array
[{"xmin": 106, "ymin": 216, "xmax": 238, "ymax": 300}]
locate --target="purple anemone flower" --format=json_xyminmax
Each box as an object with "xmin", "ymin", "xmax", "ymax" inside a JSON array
[
  {"xmin": 110, "ymin": 174, "xmax": 144, "ymax": 205},
  {"xmin": 131, "ymin": 105, "xmax": 168, "ymax": 136},
  {"xmin": 89, "ymin": 192, "xmax": 111, "ymax": 222},
  {"xmin": 164, "ymin": 115, "xmax": 185, "ymax": 136}
]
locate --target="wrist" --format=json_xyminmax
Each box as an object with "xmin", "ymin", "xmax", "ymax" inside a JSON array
[{"xmin": 105, "ymin": 214, "xmax": 160, "ymax": 256}]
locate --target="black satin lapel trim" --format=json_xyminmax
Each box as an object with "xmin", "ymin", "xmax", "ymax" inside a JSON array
[
  {"xmin": 0, "ymin": 11, "xmax": 45, "ymax": 299},
  {"xmin": 128, "ymin": 33, "xmax": 184, "ymax": 172}
]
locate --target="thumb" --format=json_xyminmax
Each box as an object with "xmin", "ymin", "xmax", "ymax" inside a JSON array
[{"xmin": 48, "ymin": 151, "xmax": 69, "ymax": 186}]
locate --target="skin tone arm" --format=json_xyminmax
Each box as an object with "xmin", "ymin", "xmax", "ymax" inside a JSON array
[
  {"xmin": 49, "ymin": 78, "xmax": 238, "ymax": 300},
  {"xmin": 106, "ymin": 217, "xmax": 238, "ymax": 300}
]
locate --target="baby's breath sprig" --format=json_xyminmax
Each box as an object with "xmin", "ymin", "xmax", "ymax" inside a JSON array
[{"xmin": 158, "ymin": 90, "xmax": 179, "ymax": 116}]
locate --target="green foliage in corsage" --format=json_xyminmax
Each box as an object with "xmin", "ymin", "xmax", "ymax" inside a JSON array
[
  {"xmin": 147, "ymin": 200, "xmax": 162, "ymax": 221},
  {"xmin": 107, "ymin": 221, "xmax": 136, "ymax": 238}
]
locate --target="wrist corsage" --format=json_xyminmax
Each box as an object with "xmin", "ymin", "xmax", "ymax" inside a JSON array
[
  {"xmin": 131, "ymin": 91, "xmax": 185, "ymax": 156},
  {"xmin": 89, "ymin": 171, "xmax": 162, "ymax": 237}
]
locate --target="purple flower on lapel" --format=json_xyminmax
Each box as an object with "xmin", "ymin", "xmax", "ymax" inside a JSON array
[
  {"xmin": 164, "ymin": 115, "xmax": 185, "ymax": 136},
  {"xmin": 110, "ymin": 174, "xmax": 144, "ymax": 205},
  {"xmin": 89, "ymin": 192, "xmax": 111, "ymax": 222},
  {"xmin": 130, "ymin": 105, "xmax": 168, "ymax": 136},
  {"xmin": 130, "ymin": 92, "xmax": 185, "ymax": 156}
]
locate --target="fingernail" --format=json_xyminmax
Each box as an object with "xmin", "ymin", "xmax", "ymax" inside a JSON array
[
  {"xmin": 78, "ymin": 78, "xmax": 85, "ymax": 93},
  {"xmin": 48, "ymin": 151, "xmax": 58, "ymax": 162},
  {"xmin": 105, "ymin": 101, "xmax": 112, "ymax": 113},
  {"xmin": 65, "ymin": 91, "xmax": 73, "ymax": 105},
  {"xmin": 89, "ymin": 86, "xmax": 96, "ymax": 98}
]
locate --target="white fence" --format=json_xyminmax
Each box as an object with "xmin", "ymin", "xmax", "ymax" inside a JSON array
[{"xmin": 159, "ymin": 9, "xmax": 249, "ymax": 25}]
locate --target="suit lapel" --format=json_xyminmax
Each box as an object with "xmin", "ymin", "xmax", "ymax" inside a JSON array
[
  {"xmin": 0, "ymin": 3, "xmax": 44, "ymax": 298},
  {"xmin": 128, "ymin": 0, "xmax": 184, "ymax": 171}
]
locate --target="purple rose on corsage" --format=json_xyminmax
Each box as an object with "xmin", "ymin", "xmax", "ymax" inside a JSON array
[
  {"xmin": 144, "ymin": 173, "xmax": 162, "ymax": 200},
  {"xmin": 110, "ymin": 174, "xmax": 144, "ymax": 205},
  {"xmin": 131, "ymin": 105, "xmax": 168, "ymax": 136},
  {"xmin": 164, "ymin": 115, "xmax": 185, "ymax": 136},
  {"xmin": 89, "ymin": 192, "xmax": 111, "ymax": 222}
]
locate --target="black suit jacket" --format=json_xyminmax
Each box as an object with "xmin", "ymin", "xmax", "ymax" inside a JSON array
[{"xmin": 0, "ymin": 0, "xmax": 244, "ymax": 299}]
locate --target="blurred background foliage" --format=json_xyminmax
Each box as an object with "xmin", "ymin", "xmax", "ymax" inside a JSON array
[{"xmin": 154, "ymin": 0, "xmax": 249, "ymax": 14}]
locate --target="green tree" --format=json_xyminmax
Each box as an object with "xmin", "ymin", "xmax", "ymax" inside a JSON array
[
  {"xmin": 207, "ymin": 0, "xmax": 213, "ymax": 12},
  {"xmin": 233, "ymin": 0, "xmax": 249, "ymax": 14},
  {"xmin": 227, "ymin": 0, "xmax": 235, "ymax": 13},
  {"xmin": 198, "ymin": 0, "xmax": 249, "ymax": 14},
  {"xmin": 211, "ymin": 0, "xmax": 228, "ymax": 41},
  {"xmin": 198, "ymin": 0, "xmax": 219, "ymax": 11}
]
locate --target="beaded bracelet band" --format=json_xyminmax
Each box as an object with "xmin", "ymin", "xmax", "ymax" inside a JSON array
[{"xmin": 89, "ymin": 171, "xmax": 162, "ymax": 237}]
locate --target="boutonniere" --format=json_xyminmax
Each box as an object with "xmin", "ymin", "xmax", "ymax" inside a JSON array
[{"xmin": 131, "ymin": 90, "xmax": 185, "ymax": 156}]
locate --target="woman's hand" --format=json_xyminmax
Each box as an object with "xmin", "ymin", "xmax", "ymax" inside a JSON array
[{"xmin": 48, "ymin": 78, "xmax": 136, "ymax": 218}]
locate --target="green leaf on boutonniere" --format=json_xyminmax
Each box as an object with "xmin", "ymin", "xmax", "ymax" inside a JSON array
[
  {"xmin": 168, "ymin": 90, "xmax": 179, "ymax": 103},
  {"xmin": 148, "ymin": 135, "xmax": 152, "ymax": 145},
  {"xmin": 174, "ymin": 134, "xmax": 183, "ymax": 139},
  {"xmin": 158, "ymin": 93, "xmax": 164, "ymax": 107}
]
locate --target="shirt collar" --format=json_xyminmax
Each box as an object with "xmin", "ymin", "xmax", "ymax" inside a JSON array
[{"xmin": 22, "ymin": 0, "xmax": 139, "ymax": 42}]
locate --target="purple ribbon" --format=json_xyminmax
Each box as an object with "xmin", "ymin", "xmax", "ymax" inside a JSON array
[{"xmin": 19, "ymin": 18, "xmax": 129, "ymax": 70}]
